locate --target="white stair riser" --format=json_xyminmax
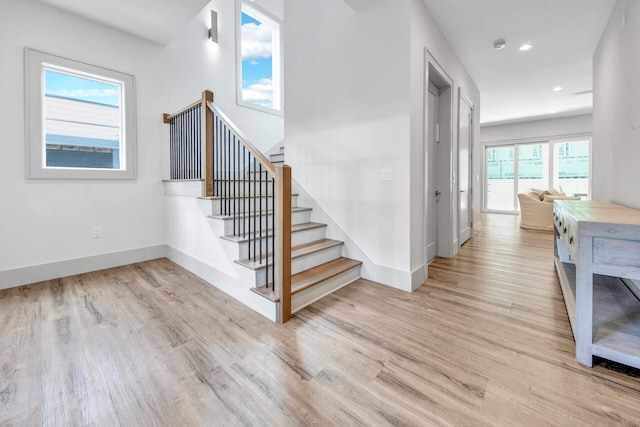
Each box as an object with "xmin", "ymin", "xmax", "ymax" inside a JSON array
[
  {"xmin": 218, "ymin": 209, "xmax": 312, "ymax": 236},
  {"xmin": 292, "ymin": 266, "xmax": 361, "ymax": 313},
  {"xmin": 209, "ymin": 195, "xmax": 298, "ymax": 216},
  {"xmin": 214, "ymin": 181, "xmax": 274, "ymax": 196},
  {"xmin": 234, "ymin": 225, "xmax": 327, "ymax": 260},
  {"xmin": 270, "ymin": 153, "xmax": 284, "ymax": 163},
  {"xmin": 252, "ymin": 244, "xmax": 344, "ymax": 287}
]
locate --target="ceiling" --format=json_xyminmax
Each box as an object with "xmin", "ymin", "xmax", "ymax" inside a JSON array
[
  {"xmin": 422, "ymin": 0, "xmax": 617, "ymax": 124},
  {"xmin": 36, "ymin": 0, "xmax": 617, "ymax": 125},
  {"xmin": 36, "ymin": 0, "xmax": 210, "ymax": 46}
]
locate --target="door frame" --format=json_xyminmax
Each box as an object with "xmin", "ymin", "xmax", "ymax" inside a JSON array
[
  {"xmin": 457, "ymin": 89, "xmax": 474, "ymax": 245},
  {"xmin": 423, "ymin": 49, "xmax": 456, "ymax": 268}
]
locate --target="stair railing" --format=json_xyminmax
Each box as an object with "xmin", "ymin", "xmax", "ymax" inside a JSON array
[
  {"xmin": 163, "ymin": 91, "xmax": 214, "ymax": 194},
  {"xmin": 164, "ymin": 90, "xmax": 292, "ymax": 323}
]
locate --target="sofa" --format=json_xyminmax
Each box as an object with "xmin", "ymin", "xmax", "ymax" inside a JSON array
[{"xmin": 518, "ymin": 190, "xmax": 581, "ymax": 231}]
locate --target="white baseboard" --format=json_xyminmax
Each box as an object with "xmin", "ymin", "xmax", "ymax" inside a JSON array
[
  {"xmin": 411, "ymin": 265, "xmax": 427, "ymax": 291},
  {"xmin": 0, "ymin": 245, "xmax": 167, "ymax": 291}
]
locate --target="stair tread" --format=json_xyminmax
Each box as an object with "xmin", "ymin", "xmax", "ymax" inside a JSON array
[
  {"xmin": 235, "ymin": 238, "xmax": 344, "ymax": 270},
  {"xmin": 291, "ymin": 257, "xmax": 362, "ymax": 295},
  {"xmin": 250, "ymin": 257, "xmax": 362, "ymax": 301},
  {"xmin": 209, "ymin": 206, "xmax": 311, "ymax": 220},
  {"xmin": 220, "ymin": 222, "xmax": 326, "ymax": 243}
]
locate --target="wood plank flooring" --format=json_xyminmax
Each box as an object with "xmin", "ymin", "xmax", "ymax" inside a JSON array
[{"xmin": 2, "ymin": 213, "xmax": 640, "ymax": 426}]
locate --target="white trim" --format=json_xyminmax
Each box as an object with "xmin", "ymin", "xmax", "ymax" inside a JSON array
[
  {"xmin": 0, "ymin": 245, "xmax": 165, "ymax": 290},
  {"xmin": 25, "ymin": 48, "xmax": 137, "ymax": 180}
]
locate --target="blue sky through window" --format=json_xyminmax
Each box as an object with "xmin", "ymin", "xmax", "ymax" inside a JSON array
[
  {"xmin": 241, "ymin": 11, "xmax": 274, "ymax": 108},
  {"xmin": 45, "ymin": 69, "xmax": 120, "ymax": 107}
]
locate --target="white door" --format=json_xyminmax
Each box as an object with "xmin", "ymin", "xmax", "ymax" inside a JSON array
[
  {"xmin": 426, "ymin": 83, "xmax": 439, "ymax": 262},
  {"xmin": 458, "ymin": 96, "xmax": 473, "ymax": 245}
]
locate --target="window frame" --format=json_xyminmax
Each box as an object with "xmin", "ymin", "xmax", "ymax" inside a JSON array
[
  {"xmin": 235, "ymin": 1, "xmax": 283, "ymax": 116},
  {"xmin": 25, "ymin": 48, "xmax": 137, "ymax": 179}
]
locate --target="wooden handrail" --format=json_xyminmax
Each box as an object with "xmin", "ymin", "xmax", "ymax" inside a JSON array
[
  {"xmin": 207, "ymin": 102, "xmax": 276, "ymax": 177},
  {"xmin": 163, "ymin": 98, "xmax": 203, "ymax": 123}
]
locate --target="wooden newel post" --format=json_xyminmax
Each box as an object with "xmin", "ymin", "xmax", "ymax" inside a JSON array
[
  {"xmin": 275, "ymin": 165, "xmax": 292, "ymax": 323},
  {"xmin": 202, "ymin": 90, "xmax": 214, "ymax": 197}
]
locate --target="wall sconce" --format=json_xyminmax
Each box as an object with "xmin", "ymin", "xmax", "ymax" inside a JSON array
[{"xmin": 209, "ymin": 10, "xmax": 218, "ymax": 43}]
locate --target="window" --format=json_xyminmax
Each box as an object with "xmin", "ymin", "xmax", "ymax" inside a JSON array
[
  {"xmin": 484, "ymin": 138, "xmax": 591, "ymax": 212},
  {"xmin": 25, "ymin": 49, "xmax": 137, "ymax": 179},
  {"xmin": 236, "ymin": 2, "xmax": 282, "ymax": 114}
]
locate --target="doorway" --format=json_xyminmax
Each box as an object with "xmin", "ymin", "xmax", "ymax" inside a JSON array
[
  {"xmin": 424, "ymin": 57, "xmax": 453, "ymax": 264},
  {"xmin": 426, "ymin": 82, "xmax": 439, "ymax": 262}
]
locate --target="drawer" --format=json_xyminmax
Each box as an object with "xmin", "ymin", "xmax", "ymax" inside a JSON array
[{"xmin": 594, "ymin": 238, "xmax": 640, "ymax": 268}]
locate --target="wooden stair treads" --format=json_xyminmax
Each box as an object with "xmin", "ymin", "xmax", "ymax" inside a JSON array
[
  {"xmin": 290, "ymin": 257, "xmax": 362, "ymax": 295},
  {"xmin": 235, "ymin": 238, "xmax": 343, "ymax": 270},
  {"xmin": 251, "ymin": 257, "xmax": 362, "ymax": 301}
]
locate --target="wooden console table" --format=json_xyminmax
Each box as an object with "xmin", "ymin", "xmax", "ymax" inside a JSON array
[{"xmin": 553, "ymin": 200, "xmax": 640, "ymax": 368}]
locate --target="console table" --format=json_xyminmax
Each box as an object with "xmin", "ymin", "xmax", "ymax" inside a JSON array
[{"xmin": 553, "ymin": 200, "xmax": 640, "ymax": 368}]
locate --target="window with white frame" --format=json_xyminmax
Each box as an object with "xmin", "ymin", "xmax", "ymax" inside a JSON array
[
  {"xmin": 25, "ymin": 49, "xmax": 137, "ymax": 179},
  {"xmin": 237, "ymin": 2, "xmax": 282, "ymax": 113}
]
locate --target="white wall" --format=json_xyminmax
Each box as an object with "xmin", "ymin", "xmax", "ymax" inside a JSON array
[
  {"xmin": 285, "ymin": 0, "xmax": 480, "ymax": 290},
  {"xmin": 0, "ymin": 0, "xmax": 168, "ymax": 285},
  {"xmin": 0, "ymin": 0, "xmax": 284, "ymax": 288},
  {"xmin": 284, "ymin": 0, "xmax": 413, "ymax": 289},
  {"xmin": 592, "ymin": 0, "xmax": 640, "ymax": 209},
  {"xmin": 409, "ymin": 0, "xmax": 481, "ymax": 284}
]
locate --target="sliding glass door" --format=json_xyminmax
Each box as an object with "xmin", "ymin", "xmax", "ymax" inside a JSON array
[
  {"xmin": 486, "ymin": 146, "xmax": 515, "ymax": 211},
  {"xmin": 484, "ymin": 139, "xmax": 590, "ymax": 213},
  {"xmin": 552, "ymin": 140, "xmax": 590, "ymax": 198}
]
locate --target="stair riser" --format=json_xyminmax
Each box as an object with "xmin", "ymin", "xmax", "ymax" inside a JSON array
[
  {"xmin": 214, "ymin": 181, "xmax": 274, "ymax": 197},
  {"xmin": 292, "ymin": 266, "xmax": 361, "ymax": 313},
  {"xmin": 219, "ymin": 209, "xmax": 312, "ymax": 236},
  {"xmin": 252, "ymin": 244, "xmax": 344, "ymax": 287},
  {"xmin": 209, "ymin": 195, "xmax": 298, "ymax": 216},
  {"xmin": 270, "ymin": 153, "xmax": 284, "ymax": 163},
  {"xmin": 234, "ymin": 225, "xmax": 327, "ymax": 260}
]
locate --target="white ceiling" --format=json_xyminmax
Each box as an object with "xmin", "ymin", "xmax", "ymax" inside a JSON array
[
  {"xmin": 36, "ymin": 0, "xmax": 210, "ymax": 46},
  {"xmin": 36, "ymin": 0, "xmax": 617, "ymax": 124},
  {"xmin": 421, "ymin": 0, "xmax": 617, "ymax": 124}
]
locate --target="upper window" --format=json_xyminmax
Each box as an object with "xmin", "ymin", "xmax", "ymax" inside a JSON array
[
  {"xmin": 237, "ymin": 2, "xmax": 282, "ymax": 114},
  {"xmin": 25, "ymin": 49, "xmax": 137, "ymax": 179}
]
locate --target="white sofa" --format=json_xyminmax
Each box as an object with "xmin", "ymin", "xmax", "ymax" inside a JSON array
[{"xmin": 518, "ymin": 190, "xmax": 581, "ymax": 231}]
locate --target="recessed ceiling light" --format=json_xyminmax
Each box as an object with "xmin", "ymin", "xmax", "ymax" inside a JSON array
[
  {"xmin": 493, "ymin": 38, "xmax": 506, "ymax": 50},
  {"xmin": 550, "ymin": 110, "xmax": 557, "ymax": 114},
  {"xmin": 553, "ymin": 86, "xmax": 563, "ymax": 92},
  {"xmin": 519, "ymin": 43, "xmax": 532, "ymax": 51}
]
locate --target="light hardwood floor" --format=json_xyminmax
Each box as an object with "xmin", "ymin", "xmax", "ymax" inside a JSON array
[{"xmin": 1, "ymin": 213, "xmax": 640, "ymax": 426}]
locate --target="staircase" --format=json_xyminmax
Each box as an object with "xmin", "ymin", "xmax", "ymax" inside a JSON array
[
  {"xmin": 199, "ymin": 146, "xmax": 362, "ymax": 315},
  {"xmin": 163, "ymin": 91, "xmax": 362, "ymax": 322}
]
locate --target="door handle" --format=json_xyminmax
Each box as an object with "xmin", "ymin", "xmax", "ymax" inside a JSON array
[
  {"xmin": 460, "ymin": 190, "xmax": 466, "ymax": 193},
  {"xmin": 435, "ymin": 191, "xmax": 442, "ymax": 197}
]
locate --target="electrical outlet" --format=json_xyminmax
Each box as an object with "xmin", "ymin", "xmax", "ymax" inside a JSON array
[
  {"xmin": 92, "ymin": 227, "xmax": 102, "ymax": 239},
  {"xmin": 381, "ymin": 169, "xmax": 392, "ymax": 181}
]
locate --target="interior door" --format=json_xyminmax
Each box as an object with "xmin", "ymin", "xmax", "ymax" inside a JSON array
[
  {"xmin": 458, "ymin": 96, "xmax": 473, "ymax": 245},
  {"xmin": 426, "ymin": 83, "xmax": 439, "ymax": 262}
]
